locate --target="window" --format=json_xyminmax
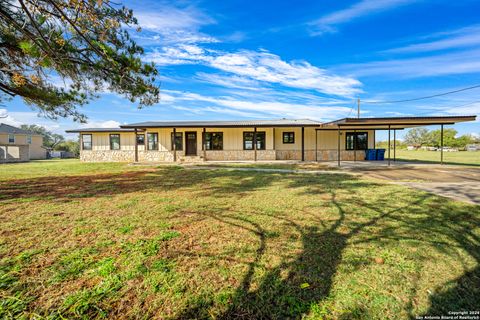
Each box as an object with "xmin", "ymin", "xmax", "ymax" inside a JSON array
[
  {"xmin": 8, "ymin": 134, "xmax": 15, "ymax": 143},
  {"xmin": 243, "ymin": 132, "xmax": 266, "ymax": 150},
  {"xmin": 110, "ymin": 134, "xmax": 120, "ymax": 150},
  {"xmin": 136, "ymin": 134, "xmax": 145, "ymax": 145},
  {"xmin": 27, "ymin": 135, "xmax": 32, "ymax": 144},
  {"xmin": 147, "ymin": 133, "xmax": 158, "ymax": 150},
  {"xmin": 346, "ymin": 132, "xmax": 368, "ymax": 150},
  {"xmin": 282, "ymin": 132, "xmax": 295, "ymax": 144},
  {"xmin": 82, "ymin": 134, "xmax": 92, "ymax": 150},
  {"xmin": 204, "ymin": 132, "xmax": 223, "ymax": 150},
  {"xmin": 171, "ymin": 132, "xmax": 183, "ymax": 150}
]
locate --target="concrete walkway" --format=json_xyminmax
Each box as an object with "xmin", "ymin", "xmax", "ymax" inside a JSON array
[{"xmin": 355, "ymin": 166, "xmax": 480, "ymax": 205}]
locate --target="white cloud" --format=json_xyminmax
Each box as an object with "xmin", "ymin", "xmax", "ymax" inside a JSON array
[
  {"xmin": 160, "ymin": 90, "xmax": 353, "ymax": 121},
  {"xmin": 81, "ymin": 120, "xmax": 121, "ymax": 128},
  {"xmin": 195, "ymin": 73, "xmax": 264, "ymax": 91},
  {"xmin": 337, "ymin": 49, "xmax": 480, "ymax": 78},
  {"xmin": 133, "ymin": 6, "xmax": 218, "ymax": 45},
  {"xmin": 386, "ymin": 24, "xmax": 480, "ymax": 53},
  {"xmin": 146, "ymin": 48, "xmax": 362, "ymax": 96},
  {"xmin": 308, "ymin": 0, "xmax": 414, "ymax": 36}
]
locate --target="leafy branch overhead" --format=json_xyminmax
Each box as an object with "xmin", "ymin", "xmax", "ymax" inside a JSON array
[{"xmin": 0, "ymin": 0, "xmax": 160, "ymax": 122}]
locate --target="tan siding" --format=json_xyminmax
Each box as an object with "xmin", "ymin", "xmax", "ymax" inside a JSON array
[{"xmin": 29, "ymin": 135, "xmax": 46, "ymax": 159}]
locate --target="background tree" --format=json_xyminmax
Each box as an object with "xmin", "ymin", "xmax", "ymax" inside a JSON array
[
  {"xmin": 20, "ymin": 124, "xmax": 64, "ymax": 148},
  {"xmin": 403, "ymin": 128, "xmax": 430, "ymax": 147},
  {"xmin": 55, "ymin": 139, "xmax": 79, "ymax": 156},
  {"xmin": 0, "ymin": 0, "xmax": 159, "ymax": 122},
  {"xmin": 428, "ymin": 128, "xmax": 458, "ymax": 148}
]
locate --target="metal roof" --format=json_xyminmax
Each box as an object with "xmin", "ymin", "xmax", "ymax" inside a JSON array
[
  {"xmin": 320, "ymin": 115, "xmax": 477, "ymax": 130},
  {"xmin": 65, "ymin": 128, "xmax": 137, "ymax": 133},
  {"xmin": 67, "ymin": 116, "xmax": 477, "ymax": 133},
  {"xmin": 121, "ymin": 119, "xmax": 322, "ymax": 128},
  {"xmin": 0, "ymin": 123, "xmax": 37, "ymax": 135}
]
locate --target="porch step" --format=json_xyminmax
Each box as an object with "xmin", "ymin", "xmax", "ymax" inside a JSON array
[{"xmin": 177, "ymin": 155, "xmax": 204, "ymax": 163}]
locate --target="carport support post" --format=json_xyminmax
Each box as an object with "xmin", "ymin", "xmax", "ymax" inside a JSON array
[
  {"xmin": 203, "ymin": 128, "xmax": 206, "ymax": 161},
  {"xmin": 388, "ymin": 125, "xmax": 391, "ymax": 166},
  {"xmin": 441, "ymin": 124, "xmax": 444, "ymax": 165},
  {"xmin": 315, "ymin": 129, "xmax": 318, "ymax": 162},
  {"xmin": 134, "ymin": 128, "xmax": 138, "ymax": 163},
  {"xmin": 393, "ymin": 129, "xmax": 396, "ymax": 162},
  {"xmin": 337, "ymin": 127, "xmax": 341, "ymax": 167},
  {"xmin": 301, "ymin": 126, "xmax": 305, "ymax": 161},
  {"xmin": 353, "ymin": 129, "xmax": 356, "ymax": 162},
  {"xmin": 173, "ymin": 127, "xmax": 177, "ymax": 162},
  {"xmin": 254, "ymin": 127, "xmax": 257, "ymax": 161}
]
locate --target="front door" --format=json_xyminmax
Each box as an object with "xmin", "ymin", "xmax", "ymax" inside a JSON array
[{"xmin": 185, "ymin": 132, "xmax": 197, "ymax": 156}]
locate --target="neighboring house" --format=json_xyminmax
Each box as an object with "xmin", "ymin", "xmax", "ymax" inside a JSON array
[
  {"xmin": 0, "ymin": 123, "xmax": 47, "ymax": 163},
  {"xmin": 66, "ymin": 116, "xmax": 476, "ymax": 163},
  {"xmin": 466, "ymin": 144, "xmax": 480, "ymax": 151}
]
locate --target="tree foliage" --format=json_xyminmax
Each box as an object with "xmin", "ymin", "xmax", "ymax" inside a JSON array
[
  {"xmin": 403, "ymin": 128, "xmax": 430, "ymax": 147},
  {"xmin": 0, "ymin": 0, "xmax": 159, "ymax": 122},
  {"xmin": 395, "ymin": 127, "xmax": 477, "ymax": 149},
  {"xmin": 20, "ymin": 123, "xmax": 64, "ymax": 147},
  {"xmin": 55, "ymin": 139, "xmax": 79, "ymax": 155}
]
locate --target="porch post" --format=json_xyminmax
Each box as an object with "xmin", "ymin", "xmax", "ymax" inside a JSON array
[
  {"xmin": 203, "ymin": 128, "xmax": 206, "ymax": 161},
  {"xmin": 440, "ymin": 124, "xmax": 444, "ymax": 165},
  {"xmin": 393, "ymin": 129, "xmax": 396, "ymax": 162},
  {"xmin": 134, "ymin": 128, "xmax": 138, "ymax": 162},
  {"xmin": 337, "ymin": 126, "xmax": 341, "ymax": 167},
  {"xmin": 388, "ymin": 125, "xmax": 391, "ymax": 166},
  {"xmin": 254, "ymin": 127, "xmax": 257, "ymax": 161},
  {"xmin": 353, "ymin": 129, "xmax": 356, "ymax": 162},
  {"xmin": 301, "ymin": 126, "xmax": 305, "ymax": 161},
  {"xmin": 315, "ymin": 129, "xmax": 318, "ymax": 162},
  {"xmin": 373, "ymin": 130, "xmax": 376, "ymax": 149},
  {"xmin": 173, "ymin": 127, "xmax": 177, "ymax": 162},
  {"xmin": 273, "ymin": 128, "xmax": 276, "ymax": 150}
]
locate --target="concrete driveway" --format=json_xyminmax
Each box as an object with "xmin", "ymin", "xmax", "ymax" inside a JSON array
[{"xmin": 354, "ymin": 164, "xmax": 480, "ymax": 205}]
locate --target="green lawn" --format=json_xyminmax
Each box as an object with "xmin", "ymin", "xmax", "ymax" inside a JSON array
[
  {"xmin": 394, "ymin": 149, "xmax": 480, "ymax": 166},
  {"xmin": 1, "ymin": 160, "xmax": 479, "ymax": 319}
]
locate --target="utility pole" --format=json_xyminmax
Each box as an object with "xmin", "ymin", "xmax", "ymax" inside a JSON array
[{"xmin": 357, "ymin": 98, "xmax": 360, "ymax": 118}]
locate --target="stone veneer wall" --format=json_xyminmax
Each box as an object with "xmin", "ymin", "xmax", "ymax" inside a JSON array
[
  {"xmin": 205, "ymin": 150, "xmax": 275, "ymax": 161},
  {"xmin": 316, "ymin": 150, "xmax": 365, "ymax": 161},
  {"xmin": 80, "ymin": 150, "xmax": 182, "ymax": 162},
  {"xmin": 0, "ymin": 145, "xmax": 30, "ymax": 163},
  {"xmin": 80, "ymin": 149, "xmax": 366, "ymax": 162}
]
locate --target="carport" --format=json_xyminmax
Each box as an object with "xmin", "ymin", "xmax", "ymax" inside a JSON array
[{"xmin": 316, "ymin": 115, "xmax": 476, "ymax": 166}]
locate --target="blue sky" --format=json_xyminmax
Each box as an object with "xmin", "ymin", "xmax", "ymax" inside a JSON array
[{"xmin": 1, "ymin": 0, "xmax": 480, "ymax": 140}]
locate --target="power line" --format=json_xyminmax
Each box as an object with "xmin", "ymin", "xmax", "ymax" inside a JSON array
[
  {"xmin": 414, "ymin": 100, "xmax": 480, "ymax": 116},
  {"xmin": 362, "ymin": 84, "xmax": 480, "ymax": 104}
]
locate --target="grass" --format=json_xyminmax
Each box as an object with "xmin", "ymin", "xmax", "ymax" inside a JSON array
[
  {"xmin": 0, "ymin": 159, "xmax": 479, "ymax": 319},
  {"xmin": 394, "ymin": 149, "xmax": 480, "ymax": 166},
  {"xmin": 188, "ymin": 162, "xmax": 338, "ymax": 171}
]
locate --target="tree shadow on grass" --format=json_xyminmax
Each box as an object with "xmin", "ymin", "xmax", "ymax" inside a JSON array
[
  {"xmin": 175, "ymin": 182, "xmax": 435, "ymax": 319},
  {"xmin": 0, "ymin": 168, "xmax": 289, "ymax": 203}
]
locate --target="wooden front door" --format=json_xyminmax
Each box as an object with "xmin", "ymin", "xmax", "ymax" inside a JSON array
[{"xmin": 185, "ymin": 132, "xmax": 197, "ymax": 156}]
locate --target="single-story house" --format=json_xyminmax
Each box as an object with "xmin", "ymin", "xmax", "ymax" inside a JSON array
[
  {"xmin": 67, "ymin": 115, "xmax": 476, "ymax": 164},
  {"xmin": 0, "ymin": 123, "xmax": 47, "ymax": 163}
]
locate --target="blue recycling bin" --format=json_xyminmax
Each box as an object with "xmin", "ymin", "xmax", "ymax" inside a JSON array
[
  {"xmin": 376, "ymin": 149, "xmax": 386, "ymax": 161},
  {"xmin": 365, "ymin": 149, "xmax": 376, "ymax": 160}
]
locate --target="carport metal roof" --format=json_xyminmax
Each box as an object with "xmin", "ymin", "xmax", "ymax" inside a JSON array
[{"xmin": 319, "ymin": 115, "xmax": 476, "ymax": 130}]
